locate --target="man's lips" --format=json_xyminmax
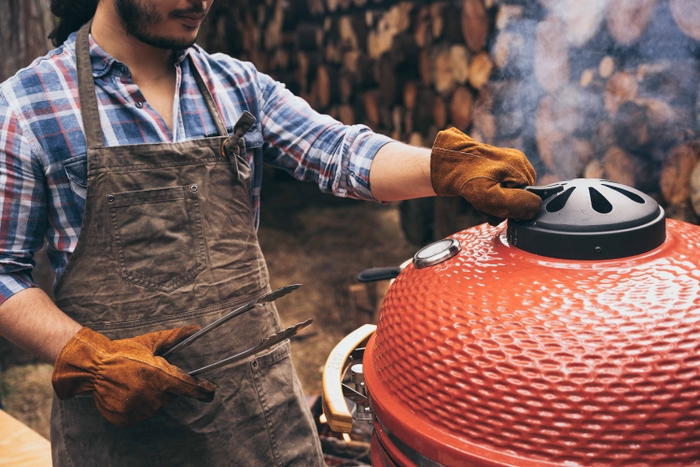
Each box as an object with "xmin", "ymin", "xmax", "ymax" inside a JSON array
[{"xmin": 173, "ymin": 13, "xmax": 206, "ymax": 28}]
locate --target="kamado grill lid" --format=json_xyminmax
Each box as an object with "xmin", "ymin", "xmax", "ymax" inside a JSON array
[
  {"xmin": 507, "ymin": 179, "xmax": 665, "ymax": 260},
  {"xmin": 363, "ymin": 179, "xmax": 700, "ymax": 466}
]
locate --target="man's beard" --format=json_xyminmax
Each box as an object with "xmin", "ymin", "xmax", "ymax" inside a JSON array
[{"xmin": 115, "ymin": 0, "xmax": 205, "ymax": 50}]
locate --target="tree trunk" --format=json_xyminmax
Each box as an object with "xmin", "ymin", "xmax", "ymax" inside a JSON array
[{"xmin": 0, "ymin": 0, "xmax": 52, "ymax": 82}]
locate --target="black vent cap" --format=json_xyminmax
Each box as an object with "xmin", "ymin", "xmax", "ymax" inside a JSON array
[{"xmin": 507, "ymin": 179, "xmax": 666, "ymax": 260}]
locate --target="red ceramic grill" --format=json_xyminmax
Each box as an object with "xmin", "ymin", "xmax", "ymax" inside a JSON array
[{"xmin": 323, "ymin": 178, "xmax": 700, "ymax": 467}]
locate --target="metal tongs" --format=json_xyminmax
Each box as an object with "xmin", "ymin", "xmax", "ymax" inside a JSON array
[
  {"xmin": 158, "ymin": 284, "xmax": 313, "ymax": 375},
  {"xmin": 188, "ymin": 318, "xmax": 313, "ymax": 376}
]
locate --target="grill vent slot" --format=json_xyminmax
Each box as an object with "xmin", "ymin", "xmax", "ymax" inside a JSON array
[
  {"xmin": 546, "ymin": 187, "xmax": 575, "ymax": 212},
  {"xmin": 602, "ymin": 184, "xmax": 645, "ymax": 203},
  {"xmin": 589, "ymin": 187, "xmax": 613, "ymax": 213}
]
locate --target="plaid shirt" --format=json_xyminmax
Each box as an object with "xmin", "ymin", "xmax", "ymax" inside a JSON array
[{"xmin": 0, "ymin": 32, "xmax": 392, "ymax": 304}]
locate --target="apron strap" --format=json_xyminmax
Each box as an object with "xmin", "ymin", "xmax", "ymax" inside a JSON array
[
  {"xmin": 76, "ymin": 21, "xmax": 104, "ymax": 149},
  {"xmin": 75, "ymin": 21, "xmax": 233, "ymax": 148},
  {"xmin": 189, "ymin": 59, "xmax": 230, "ymax": 137}
]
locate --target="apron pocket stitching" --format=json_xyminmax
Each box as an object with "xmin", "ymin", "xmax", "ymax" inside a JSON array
[
  {"xmin": 108, "ymin": 185, "xmax": 207, "ymax": 293},
  {"xmin": 253, "ymin": 341, "xmax": 291, "ymax": 370},
  {"xmin": 252, "ymin": 369, "xmax": 282, "ymax": 467}
]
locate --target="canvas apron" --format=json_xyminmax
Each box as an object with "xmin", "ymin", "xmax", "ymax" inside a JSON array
[{"xmin": 49, "ymin": 23, "xmax": 324, "ymax": 467}]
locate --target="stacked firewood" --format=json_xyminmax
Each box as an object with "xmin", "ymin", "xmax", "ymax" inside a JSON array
[{"xmin": 202, "ymin": 0, "xmax": 700, "ymax": 223}]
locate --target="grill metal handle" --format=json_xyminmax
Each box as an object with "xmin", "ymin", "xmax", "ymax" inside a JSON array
[{"xmin": 322, "ymin": 324, "xmax": 376, "ymax": 433}]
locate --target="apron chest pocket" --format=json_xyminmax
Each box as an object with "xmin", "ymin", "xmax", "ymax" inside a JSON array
[{"xmin": 107, "ymin": 185, "xmax": 207, "ymax": 293}]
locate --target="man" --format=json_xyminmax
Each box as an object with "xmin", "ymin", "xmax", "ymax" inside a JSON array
[{"xmin": 0, "ymin": 0, "xmax": 542, "ymax": 465}]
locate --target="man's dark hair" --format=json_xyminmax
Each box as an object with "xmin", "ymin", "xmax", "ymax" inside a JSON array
[{"xmin": 48, "ymin": 0, "xmax": 99, "ymax": 47}]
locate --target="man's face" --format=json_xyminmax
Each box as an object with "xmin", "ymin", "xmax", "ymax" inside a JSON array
[{"xmin": 115, "ymin": 0, "xmax": 212, "ymax": 49}]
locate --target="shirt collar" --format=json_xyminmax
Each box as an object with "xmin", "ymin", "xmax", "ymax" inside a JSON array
[{"xmin": 66, "ymin": 30, "xmax": 193, "ymax": 78}]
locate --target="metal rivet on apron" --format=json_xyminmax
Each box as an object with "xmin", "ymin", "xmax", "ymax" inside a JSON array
[
  {"xmin": 191, "ymin": 185, "xmax": 198, "ymax": 193},
  {"xmin": 107, "ymin": 194, "xmax": 115, "ymax": 202}
]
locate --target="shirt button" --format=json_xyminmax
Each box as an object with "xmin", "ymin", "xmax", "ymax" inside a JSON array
[
  {"xmin": 120, "ymin": 65, "xmax": 128, "ymax": 74},
  {"xmin": 135, "ymin": 101, "xmax": 143, "ymax": 109}
]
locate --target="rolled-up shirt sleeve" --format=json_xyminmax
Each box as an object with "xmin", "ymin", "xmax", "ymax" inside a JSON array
[
  {"xmin": 0, "ymin": 94, "xmax": 45, "ymax": 305},
  {"xmin": 255, "ymin": 70, "xmax": 393, "ymax": 201}
]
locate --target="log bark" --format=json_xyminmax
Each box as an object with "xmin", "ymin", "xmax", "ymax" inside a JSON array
[
  {"xmin": 636, "ymin": 61, "xmax": 700, "ymax": 106},
  {"xmin": 414, "ymin": 6, "xmax": 431, "ymax": 48},
  {"xmin": 377, "ymin": 54, "xmax": 397, "ymax": 106},
  {"xmin": 419, "ymin": 50, "xmax": 432, "ymax": 87},
  {"xmin": 433, "ymin": 96, "xmax": 448, "ymax": 129},
  {"xmin": 363, "ymin": 90, "xmax": 380, "ymax": 128},
  {"xmin": 535, "ymin": 16, "xmax": 570, "ymax": 94},
  {"xmin": 450, "ymin": 45, "xmax": 471, "ymax": 86},
  {"xmin": 433, "ymin": 48, "xmax": 456, "ymax": 95},
  {"xmin": 338, "ymin": 104, "xmax": 355, "ymax": 125},
  {"xmin": 612, "ymin": 100, "xmax": 651, "ymax": 155},
  {"xmin": 469, "ymin": 52, "xmax": 494, "ymax": 90},
  {"xmin": 413, "ymin": 88, "xmax": 436, "ymax": 135},
  {"xmin": 689, "ymin": 157, "xmax": 700, "ymax": 217},
  {"xmin": 449, "ymin": 86, "xmax": 473, "ymax": 131},
  {"xmin": 669, "ymin": 0, "xmax": 700, "ymax": 41},
  {"xmin": 606, "ymin": 0, "xmax": 656, "ymax": 45},
  {"xmin": 660, "ymin": 142, "xmax": 700, "ymax": 206},
  {"xmin": 403, "ymin": 81, "xmax": 418, "ymax": 111},
  {"xmin": 338, "ymin": 16, "xmax": 359, "ymax": 50},
  {"xmin": 492, "ymin": 32, "xmax": 514, "ymax": 70},
  {"xmin": 612, "ymin": 98, "xmax": 684, "ymax": 159},
  {"xmin": 391, "ymin": 106, "xmax": 403, "ymax": 141},
  {"xmin": 603, "ymin": 146, "xmax": 637, "ymax": 187},
  {"xmin": 307, "ymin": 0, "xmax": 325, "ymax": 15},
  {"xmin": 580, "ymin": 69, "xmax": 595, "ymax": 88},
  {"xmin": 604, "ymin": 71, "xmax": 638, "ymax": 116},
  {"xmin": 408, "ymin": 132, "xmax": 424, "ymax": 147},
  {"xmin": 599, "ymin": 56, "xmax": 615, "ymax": 79},
  {"xmin": 315, "ymin": 64, "xmax": 332, "ymax": 109},
  {"xmin": 431, "ymin": 3, "xmax": 444, "ymax": 40},
  {"xmin": 461, "ymin": 0, "xmax": 489, "ymax": 52},
  {"xmin": 584, "ymin": 159, "xmax": 605, "ymax": 179},
  {"xmin": 367, "ymin": 5, "xmax": 412, "ymax": 60},
  {"xmin": 339, "ymin": 73, "xmax": 353, "ymax": 103},
  {"xmin": 496, "ymin": 5, "xmax": 525, "ymax": 30}
]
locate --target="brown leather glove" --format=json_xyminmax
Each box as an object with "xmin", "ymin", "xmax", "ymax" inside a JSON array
[
  {"xmin": 430, "ymin": 128, "xmax": 542, "ymax": 220},
  {"xmin": 52, "ymin": 326, "xmax": 216, "ymax": 428}
]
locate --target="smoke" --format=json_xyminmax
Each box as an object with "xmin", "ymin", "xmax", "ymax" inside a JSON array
[{"xmin": 488, "ymin": 0, "xmax": 700, "ymax": 193}]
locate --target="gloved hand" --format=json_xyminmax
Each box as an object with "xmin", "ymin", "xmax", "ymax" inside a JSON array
[
  {"xmin": 52, "ymin": 326, "xmax": 216, "ymax": 428},
  {"xmin": 430, "ymin": 128, "xmax": 542, "ymax": 220}
]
